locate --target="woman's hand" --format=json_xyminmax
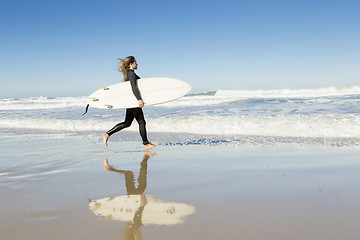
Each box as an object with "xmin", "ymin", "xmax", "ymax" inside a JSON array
[{"xmin": 138, "ymin": 99, "xmax": 145, "ymax": 108}]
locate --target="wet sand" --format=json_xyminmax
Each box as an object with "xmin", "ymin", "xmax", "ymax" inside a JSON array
[{"xmin": 1, "ymin": 135, "xmax": 360, "ymax": 240}]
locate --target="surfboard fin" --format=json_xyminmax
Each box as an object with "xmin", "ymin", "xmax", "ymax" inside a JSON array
[
  {"xmin": 101, "ymin": 86, "xmax": 109, "ymax": 90},
  {"xmin": 89, "ymin": 97, "xmax": 99, "ymax": 102},
  {"xmin": 104, "ymin": 105, "xmax": 113, "ymax": 109}
]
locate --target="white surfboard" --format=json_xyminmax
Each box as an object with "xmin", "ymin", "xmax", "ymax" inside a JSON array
[
  {"xmin": 89, "ymin": 195, "xmax": 196, "ymax": 225},
  {"xmin": 87, "ymin": 78, "xmax": 192, "ymax": 109}
]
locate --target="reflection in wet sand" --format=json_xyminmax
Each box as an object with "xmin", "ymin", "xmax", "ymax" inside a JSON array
[
  {"xmin": 89, "ymin": 151, "xmax": 195, "ymax": 239},
  {"xmin": 90, "ymin": 194, "xmax": 195, "ymax": 225}
]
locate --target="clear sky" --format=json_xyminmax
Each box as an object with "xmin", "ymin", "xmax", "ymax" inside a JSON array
[{"xmin": 1, "ymin": 0, "xmax": 359, "ymax": 98}]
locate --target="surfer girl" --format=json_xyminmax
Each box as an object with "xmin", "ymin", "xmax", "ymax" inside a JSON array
[{"xmin": 102, "ymin": 56, "xmax": 156, "ymax": 149}]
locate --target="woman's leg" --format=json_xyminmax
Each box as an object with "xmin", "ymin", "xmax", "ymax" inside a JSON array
[
  {"xmin": 133, "ymin": 108, "xmax": 156, "ymax": 149},
  {"xmin": 133, "ymin": 108, "xmax": 150, "ymax": 145},
  {"xmin": 102, "ymin": 109, "xmax": 135, "ymax": 146}
]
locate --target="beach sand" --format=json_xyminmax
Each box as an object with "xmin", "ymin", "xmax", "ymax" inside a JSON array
[{"xmin": 1, "ymin": 134, "xmax": 360, "ymax": 240}]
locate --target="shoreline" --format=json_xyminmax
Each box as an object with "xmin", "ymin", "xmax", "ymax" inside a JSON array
[{"xmin": 1, "ymin": 128, "xmax": 360, "ymax": 149}]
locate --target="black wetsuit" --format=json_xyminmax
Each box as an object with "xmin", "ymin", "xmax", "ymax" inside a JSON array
[{"xmin": 106, "ymin": 70, "xmax": 150, "ymax": 145}]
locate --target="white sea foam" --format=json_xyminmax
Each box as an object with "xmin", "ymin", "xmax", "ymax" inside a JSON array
[
  {"xmin": 0, "ymin": 96, "xmax": 88, "ymax": 110},
  {"xmin": 0, "ymin": 118, "xmax": 113, "ymax": 132},
  {"xmin": 149, "ymin": 114, "xmax": 360, "ymax": 138},
  {"xmin": 1, "ymin": 86, "xmax": 359, "ymax": 144},
  {"xmin": 160, "ymin": 93, "xmax": 245, "ymax": 107},
  {"xmin": 158, "ymin": 86, "xmax": 360, "ymax": 107},
  {"xmin": 1, "ymin": 114, "xmax": 359, "ymax": 138}
]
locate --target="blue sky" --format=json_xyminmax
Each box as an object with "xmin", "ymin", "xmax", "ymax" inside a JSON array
[{"xmin": 1, "ymin": 0, "xmax": 359, "ymax": 98}]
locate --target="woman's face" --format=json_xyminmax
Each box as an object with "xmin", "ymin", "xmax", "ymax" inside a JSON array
[{"xmin": 130, "ymin": 60, "xmax": 138, "ymax": 70}]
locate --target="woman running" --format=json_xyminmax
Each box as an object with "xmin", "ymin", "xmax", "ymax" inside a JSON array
[{"xmin": 102, "ymin": 56, "xmax": 156, "ymax": 149}]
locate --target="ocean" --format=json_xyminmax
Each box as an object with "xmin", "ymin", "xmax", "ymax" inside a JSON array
[
  {"xmin": 2, "ymin": 86, "xmax": 360, "ymax": 240},
  {"xmin": 1, "ymin": 86, "xmax": 360, "ymax": 147}
]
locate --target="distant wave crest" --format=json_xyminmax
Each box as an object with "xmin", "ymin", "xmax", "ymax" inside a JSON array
[
  {"xmin": 214, "ymin": 86, "xmax": 360, "ymax": 98},
  {"xmin": 1, "ymin": 86, "xmax": 359, "ymax": 110}
]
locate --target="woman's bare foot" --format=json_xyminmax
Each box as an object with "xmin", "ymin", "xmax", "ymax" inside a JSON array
[
  {"xmin": 102, "ymin": 133, "xmax": 109, "ymax": 146},
  {"xmin": 144, "ymin": 143, "xmax": 157, "ymax": 150}
]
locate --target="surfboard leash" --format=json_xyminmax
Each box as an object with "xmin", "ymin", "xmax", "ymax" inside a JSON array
[
  {"xmin": 72, "ymin": 118, "xmax": 114, "ymax": 153},
  {"xmin": 72, "ymin": 119, "xmax": 146, "ymax": 154},
  {"xmin": 82, "ymin": 104, "xmax": 90, "ymax": 116}
]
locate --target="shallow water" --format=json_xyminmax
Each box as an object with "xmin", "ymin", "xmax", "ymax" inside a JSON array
[{"xmin": 1, "ymin": 136, "xmax": 360, "ymax": 240}]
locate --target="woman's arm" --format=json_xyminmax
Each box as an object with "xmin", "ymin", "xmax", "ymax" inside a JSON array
[
  {"xmin": 128, "ymin": 71, "xmax": 142, "ymax": 100},
  {"xmin": 128, "ymin": 71, "xmax": 145, "ymax": 107}
]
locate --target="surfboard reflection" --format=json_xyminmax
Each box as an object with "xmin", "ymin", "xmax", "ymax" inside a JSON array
[{"xmin": 89, "ymin": 151, "xmax": 195, "ymax": 239}]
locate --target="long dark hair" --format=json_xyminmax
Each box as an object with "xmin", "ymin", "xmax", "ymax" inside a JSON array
[{"xmin": 117, "ymin": 56, "xmax": 136, "ymax": 81}]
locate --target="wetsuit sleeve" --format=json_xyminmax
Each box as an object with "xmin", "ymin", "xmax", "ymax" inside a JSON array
[{"xmin": 128, "ymin": 71, "xmax": 142, "ymax": 100}]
